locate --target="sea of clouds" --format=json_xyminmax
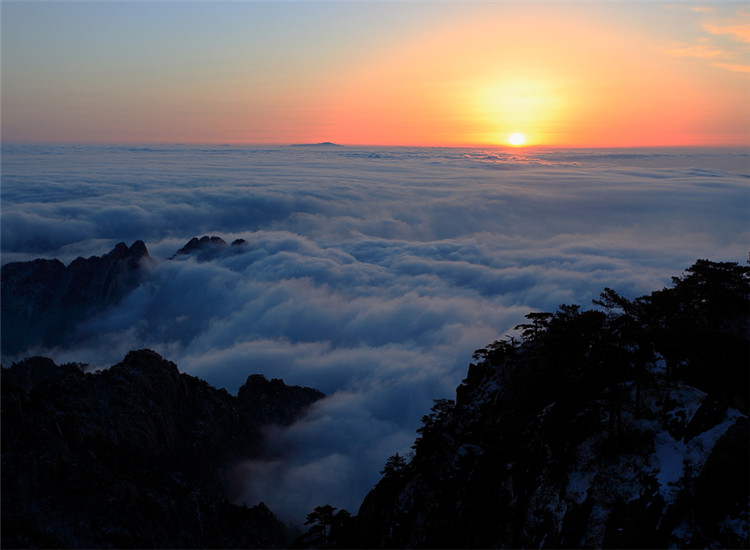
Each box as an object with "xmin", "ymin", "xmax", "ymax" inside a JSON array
[{"xmin": 1, "ymin": 144, "xmax": 748, "ymax": 522}]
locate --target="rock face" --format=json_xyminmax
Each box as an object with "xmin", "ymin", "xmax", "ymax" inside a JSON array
[
  {"xmin": 1, "ymin": 241, "xmax": 151, "ymax": 356},
  {"xmin": 1, "ymin": 350, "xmax": 324, "ymax": 548},
  {"xmin": 349, "ymin": 260, "xmax": 749, "ymax": 549},
  {"xmin": 170, "ymin": 235, "xmax": 228, "ymax": 259},
  {"xmin": 170, "ymin": 235, "xmax": 248, "ymax": 261},
  {"xmin": 238, "ymin": 373, "xmax": 326, "ymax": 426},
  {"xmin": 0, "ymin": 236, "xmax": 252, "ymax": 358}
]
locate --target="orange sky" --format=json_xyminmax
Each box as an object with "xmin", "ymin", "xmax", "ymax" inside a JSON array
[
  {"xmin": 326, "ymin": 5, "xmax": 749, "ymax": 147},
  {"xmin": 2, "ymin": 2, "xmax": 748, "ymax": 147}
]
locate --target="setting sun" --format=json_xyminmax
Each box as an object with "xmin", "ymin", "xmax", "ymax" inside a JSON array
[
  {"xmin": 1, "ymin": 2, "xmax": 748, "ymax": 147},
  {"xmin": 508, "ymin": 133, "xmax": 526, "ymax": 146}
]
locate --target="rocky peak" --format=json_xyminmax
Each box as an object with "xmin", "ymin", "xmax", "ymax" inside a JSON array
[
  {"xmin": 170, "ymin": 235, "xmax": 228, "ymax": 259},
  {"xmin": 129, "ymin": 239, "xmax": 149, "ymax": 255},
  {"xmin": 169, "ymin": 235, "xmax": 250, "ymax": 261},
  {"xmin": 238, "ymin": 373, "xmax": 325, "ymax": 426},
  {"xmin": 117, "ymin": 348, "xmax": 180, "ymax": 375},
  {"xmin": 348, "ymin": 260, "xmax": 749, "ymax": 549},
  {"xmin": 2, "ymin": 350, "xmax": 325, "ymax": 548},
  {"xmin": 1, "ymin": 241, "xmax": 152, "ymax": 357},
  {"xmin": 79, "ymin": 240, "xmax": 151, "ymax": 265},
  {"xmin": 2, "ymin": 356, "xmax": 84, "ymax": 392},
  {"xmin": 110, "ymin": 241, "xmax": 131, "ymax": 259}
]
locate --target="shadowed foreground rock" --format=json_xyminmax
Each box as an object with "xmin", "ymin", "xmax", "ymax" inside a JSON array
[
  {"xmin": 2, "ymin": 349, "xmax": 324, "ymax": 549},
  {"xmin": 348, "ymin": 260, "xmax": 749, "ymax": 549},
  {"xmin": 290, "ymin": 259, "xmax": 749, "ymax": 549}
]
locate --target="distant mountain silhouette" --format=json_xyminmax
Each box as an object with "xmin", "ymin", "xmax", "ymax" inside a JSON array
[
  {"xmin": 170, "ymin": 235, "xmax": 248, "ymax": 261},
  {"xmin": 171, "ymin": 235, "xmax": 229, "ymax": 258},
  {"xmin": 1, "ymin": 236, "xmax": 251, "ymax": 357},
  {"xmin": 1, "ymin": 241, "xmax": 152, "ymax": 356},
  {"xmin": 289, "ymin": 142, "xmax": 342, "ymax": 147}
]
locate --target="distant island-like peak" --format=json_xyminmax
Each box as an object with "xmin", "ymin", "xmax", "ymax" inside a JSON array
[{"xmin": 289, "ymin": 141, "xmax": 342, "ymax": 147}]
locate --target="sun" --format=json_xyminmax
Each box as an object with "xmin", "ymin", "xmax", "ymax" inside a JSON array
[{"xmin": 508, "ymin": 133, "xmax": 526, "ymax": 146}]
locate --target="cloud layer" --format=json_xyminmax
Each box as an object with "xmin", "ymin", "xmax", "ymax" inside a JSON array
[{"xmin": 2, "ymin": 144, "xmax": 748, "ymax": 521}]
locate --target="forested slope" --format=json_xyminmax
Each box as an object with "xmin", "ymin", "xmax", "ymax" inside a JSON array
[{"xmin": 303, "ymin": 259, "xmax": 749, "ymax": 549}]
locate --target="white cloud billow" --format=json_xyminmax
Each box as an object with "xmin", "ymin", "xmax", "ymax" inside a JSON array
[{"xmin": 2, "ymin": 144, "xmax": 747, "ymax": 522}]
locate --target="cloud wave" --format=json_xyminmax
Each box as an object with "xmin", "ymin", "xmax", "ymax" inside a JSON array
[{"xmin": 2, "ymin": 144, "xmax": 748, "ymax": 521}]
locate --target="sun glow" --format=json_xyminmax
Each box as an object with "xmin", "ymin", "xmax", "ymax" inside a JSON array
[
  {"xmin": 302, "ymin": 5, "xmax": 746, "ymax": 147},
  {"xmin": 471, "ymin": 78, "xmax": 566, "ymax": 147},
  {"xmin": 508, "ymin": 133, "xmax": 526, "ymax": 146}
]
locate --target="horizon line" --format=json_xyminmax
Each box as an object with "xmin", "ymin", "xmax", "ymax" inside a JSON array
[{"xmin": 3, "ymin": 140, "xmax": 748, "ymax": 150}]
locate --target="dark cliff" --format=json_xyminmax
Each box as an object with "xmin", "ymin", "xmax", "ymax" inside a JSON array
[
  {"xmin": 1, "ymin": 236, "xmax": 253, "ymax": 358},
  {"xmin": 347, "ymin": 259, "xmax": 749, "ymax": 549},
  {"xmin": 2, "ymin": 349, "xmax": 324, "ymax": 549},
  {"xmin": 1, "ymin": 241, "xmax": 151, "ymax": 356}
]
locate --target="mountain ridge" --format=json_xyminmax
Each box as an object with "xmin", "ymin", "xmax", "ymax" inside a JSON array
[
  {"xmin": 296, "ymin": 258, "xmax": 750, "ymax": 549},
  {"xmin": 1, "ymin": 240, "xmax": 152, "ymax": 356},
  {"xmin": 2, "ymin": 246, "xmax": 748, "ymax": 548},
  {"xmin": 2, "ymin": 349, "xmax": 324, "ymax": 548},
  {"xmin": 1, "ymin": 236, "xmax": 248, "ymax": 358}
]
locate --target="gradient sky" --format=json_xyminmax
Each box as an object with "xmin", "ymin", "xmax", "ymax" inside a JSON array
[{"xmin": 2, "ymin": 1, "xmax": 749, "ymax": 147}]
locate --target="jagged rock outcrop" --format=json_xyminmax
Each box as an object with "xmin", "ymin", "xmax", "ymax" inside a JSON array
[
  {"xmin": 1, "ymin": 241, "xmax": 151, "ymax": 356},
  {"xmin": 0, "ymin": 237, "xmax": 255, "ymax": 358},
  {"xmin": 170, "ymin": 235, "xmax": 228, "ymax": 259},
  {"xmin": 239, "ymin": 373, "xmax": 325, "ymax": 426},
  {"xmin": 348, "ymin": 260, "xmax": 749, "ymax": 549},
  {"xmin": 1, "ymin": 349, "xmax": 324, "ymax": 548},
  {"xmin": 170, "ymin": 235, "xmax": 247, "ymax": 261}
]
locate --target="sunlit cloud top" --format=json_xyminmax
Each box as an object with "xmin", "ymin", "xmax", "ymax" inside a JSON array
[{"xmin": 2, "ymin": 1, "xmax": 748, "ymax": 147}]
